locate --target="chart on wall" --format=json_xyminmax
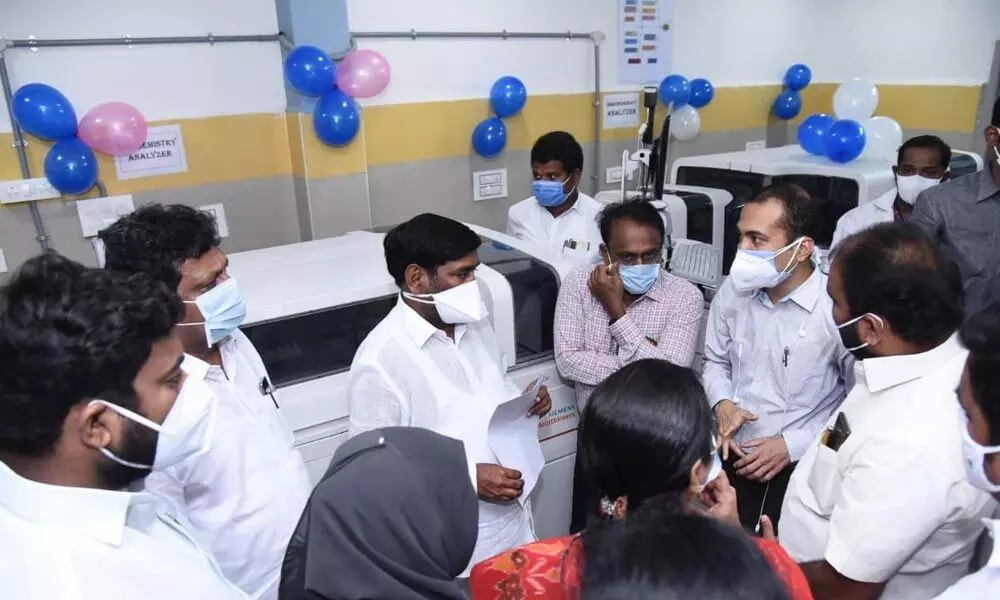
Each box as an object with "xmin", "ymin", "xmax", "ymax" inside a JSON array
[{"xmin": 618, "ymin": 0, "xmax": 674, "ymax": 85}]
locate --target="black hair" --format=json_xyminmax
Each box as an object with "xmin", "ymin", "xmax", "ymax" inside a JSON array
[
  {"xmin": 530, "ymin": 131, "xmax": 584, "ymax": 174},
  {"xmin": 383, "ymin": 213, "xmax": 482, "ymax": 287},
  {"xmin": 834, "ymin": 222, "xmax": 963, "ymax": 348},
  {"xmin": 598, "ymin": 200, "xmax": 666, "ymax": 247},
  {"xmin": 745, "ymin": 183, "xmax": 818, "ymax": 242},
  {"xmin": 960, "ymin": 302, "xmax": 1000, "ymax": 446},
  {"xmin": 897, "ymin": 135, "xmax": 952, "ymax": 170},
  {"xmin": 992, "ymin": 96, "xmax": 1000, "ymax": 128},
  {"xmin": 579, "ymin": 512, "xmax": 790, "ymax": 600},
  {"xmin": 0, "ymin": 253, "xmax": 182, "ymax": 456},
  {"xmin": 580, "ymin": 359, "xmax": 712, "ymax": 518},
  {"xmin": 98, "ymin": 203, "xmax": 222, "ymax": 290}
]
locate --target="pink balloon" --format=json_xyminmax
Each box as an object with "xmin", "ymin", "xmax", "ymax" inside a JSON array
[
  {"xmin": 336, "ymin": 49, "xmax": 391, "ymax": 99},
  {"xmin": 78, "ymin": 102, "xmax": 148, "ymax": 156}
]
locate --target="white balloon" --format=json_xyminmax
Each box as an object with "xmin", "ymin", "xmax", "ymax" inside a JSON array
[
  {"xmin": 834, "ymin": 78, "xmax": 879, "ymax": 121},
  {"xmin": 671, "ymin": 105, "xmax": 701, "ymax": 141},
  {"xmin": 863, "ymin": 116, "xmax": 903, "ymax": 162}
]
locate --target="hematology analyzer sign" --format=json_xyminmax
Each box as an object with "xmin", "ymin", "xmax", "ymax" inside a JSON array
[
  {"xmin": 603, "ymin": 92, "xmax": 641, "ymax": 129},
  {"xmin": 114, "ymin": 124, "xmax": 189, "ymax": 180}
]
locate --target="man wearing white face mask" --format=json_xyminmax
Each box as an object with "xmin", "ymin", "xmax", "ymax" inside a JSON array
[
  {"xmin": 913, "ymin": 97, "xmax": 1000, "ymax": 316},
  {"xmin": 703, "ymin": 184, "xmax": 853, "ymax": 535},
  {"xmin": 781, "ymin": 223, "xmax": 993, "ymax": 600},
  {"xmin": 0, "ymin": 254, "xmax": 246, "ymax": 599},
  {"xmin": 349, "ymin": 213, "xmax": 551, "ymax": 575},
  {"xmin": 99, "ymin": 205, "xmax": 310, "ymax": 600},
  {"xmin": 933, "ymin": 300, "xmax": 1000, "ymax": 599},
  {"xmin": 831, "ymin": 135, "xmax": 951, "ymax": 249}
]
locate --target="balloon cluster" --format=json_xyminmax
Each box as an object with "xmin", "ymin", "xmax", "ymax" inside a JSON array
[
  {"xmin": 284, "ymin": 45, "xmax": 391, "ymax": 146},
  {"xmin": 471, "ymin": 76, "xmax": 527, "ymax": 158},
  {"xmin": 12, "ymin": 84, "xmax": 150, "ymax": 194},
  {"xmin": 797, "ymin": 78, "xmax": 901, "ymax": 164},
  {"xmin": 658, "ymin": 74, "xmax": 715, "ymax": 142},
  {"xmin": 772, "ymin": 64, "xmax": 812, "ymax": 121}
]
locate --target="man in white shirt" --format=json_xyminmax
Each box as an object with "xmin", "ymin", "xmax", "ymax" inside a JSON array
[
  {"xmin": 831, "ymin": 135, "xmax": 951, "ymax": 249},
  {"xmin": 703, "ymin": 183, "xmax": 853, "ymax": 533},
  {"xmin": 0, "ymin": 254, "xmax": 245, "ymax": 600},
  {"xmin": 507, "ymin": 131, "xmax": 603, "ymax": 265},
  {"xmin": 933, "ymin": 300, "xmax": 1000, "ymax": 599},
  {"xmin": 100, "ymin": 205, "xmax": 310, "ymax": 600},
  {"xmin": 780, "ymin": 222, "xmax": 994, "ymax": 600},
  {"xmin": 349, "ymin": 213, "xmax": 551, "ymax": 574}
]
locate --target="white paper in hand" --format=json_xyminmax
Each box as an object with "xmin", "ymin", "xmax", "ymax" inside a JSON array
[{"xmin": 488, "ymin": 378, "xmax": 546, "ymax": 506}]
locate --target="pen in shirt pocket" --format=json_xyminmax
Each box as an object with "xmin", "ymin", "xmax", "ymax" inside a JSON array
[{"xmin": 259, "ymin": 377, "xmax": 279, "ymax": 409}]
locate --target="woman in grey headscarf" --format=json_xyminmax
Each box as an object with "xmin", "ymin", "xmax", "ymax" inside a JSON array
[{"xmin": 279, "ymin": 427, "xmax": 479, "ymax": 600}]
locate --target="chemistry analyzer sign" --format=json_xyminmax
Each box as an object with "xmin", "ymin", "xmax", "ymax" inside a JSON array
[{"xmin": 114, "ymin": 124, "xmax": 189, "ymax": 180}]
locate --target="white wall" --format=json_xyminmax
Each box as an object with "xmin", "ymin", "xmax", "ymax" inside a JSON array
[{"xmin": 0, "ymin": 0, "xmax": 286, "ymax": 132}]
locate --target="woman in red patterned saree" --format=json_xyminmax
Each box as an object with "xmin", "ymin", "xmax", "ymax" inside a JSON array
[{"xmin": 470, "ymin": 359, "xmax": 812, "ymax": 600}]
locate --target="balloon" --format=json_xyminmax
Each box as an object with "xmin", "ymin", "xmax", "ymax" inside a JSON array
[
  {"xmin": 44, "ymin": 139, "xmax": 98, "ymax": 195},
  {"xmin": 78, "ymin": 102, "xmax": 148, "ymax": 156},
  {"xmin": 862, "ymin": 116, "xmax": 903, "ymax": 162},
  {"xmin": 313, "ymin": 89, "xmax": 360, "ymax": 146},
  {"xmin": 824, "ymin": 119, "xmax": 867, "ymax": 164},
  {"xmin": 772, "ymin": 90, "xmax": 802, "ymax": 120},
  {"xmin": 284, "ymin": 45, "xmax": 336, "ymax": 97},
  {"xmin": 798, "ymin": 113, "xmax": 836, "ymax": 156},
  {"xmin": 490, "ymin": 76, "xmax": 527, "ymax": 118},
  {"xmin": 336, "ymin": 49, "xmax": 391, "ymax": 99},
  {"xmin": 471, "ymin": 117, "xmax": 507, "ymax": 157},
  {"xmin": 659, "ymin": 75, "xmax": 691, "ymax": 107},
  {"xmin": 834, "ymin": 78, "xmax": 879, "ymax": 121},
  {"xmin": 11, "ymin": 83, "xmax": 78, "ymax": 140},
  {"xmin": 784, "ymin": 64, "xmax": 812, "ymax": 91},
  {"xmin": 689, "ymin": 78, "xmax": 715, "ymax": 109},
  {"xmin": 671, "ymin": 105, "xmax": 702, "ymax": 141}
]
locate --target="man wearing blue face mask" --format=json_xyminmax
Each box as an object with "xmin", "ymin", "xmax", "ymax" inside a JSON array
[
  {"xmin": 554, "ymin": 200, "xmax": 704, "ymax": 531},
  {"xmin": 507, "ymin": 131, "xmax": 603, "ymax": 265},
  {"xmin": 703, "ymin": 184, "xmax": 853, "ymax": 535},
  {"xmin": 99, "ymin": 205, "xmax": 310, "ymax": 600}
]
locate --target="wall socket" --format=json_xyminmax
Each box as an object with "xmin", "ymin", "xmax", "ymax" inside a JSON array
[
  {"xmin": 200, "ymin": 203, "xmax": 230, "ymax": 238},
  {"xmin": 1, "ymin": 177, "xmax": 60, "ymax": 204},
  {"xmin": 473, "ymin": 169, "xmax": 508, "ymax": 202},
  {"xmin": 746, "ymin": 140, "xmax": 767, "ymax": 151},
  {"xmin": 606, "ymin": 166, "xmax": 623, "ymax": 184}
]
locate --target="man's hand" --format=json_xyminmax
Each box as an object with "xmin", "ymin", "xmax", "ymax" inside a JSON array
[
  {"xmin": 695, "ymin": 471, "xmax": 740, "ymax": 527},
  {"xmin": 735, "ymin": 436, "xmax": 791, "ymax": 482},
  {"xmin": 759, "ymin": 515, "xmax": 777, "ymax": 541},
  {"xmin": 528, "ymin": 385, "xmax": 552, "ymax": 417},
  {"xmin": 588, "ymin": 263, "xmax": 625, "ymax": 320},
  {"xmin": 477, "ymin": 464, "xmax": 524, "ymax": 501},
  {"xmin": 714, "ymin": 400, "xmax": 758, "ymax": 460}
]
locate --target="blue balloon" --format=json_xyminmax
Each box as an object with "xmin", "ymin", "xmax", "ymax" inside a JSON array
[
  {"xmin": 490, "ymin": 76, "xmax": 527, "ymax": 118},
  {"xmin": 659, "ymin": 75, "xmax": 691, "ymax": 107},
  {"xmin": 772, "ymin": 90, "xmax": 802, "ymax": 120},
  {"xmin": 472, "ymin": 117, "xmax": 507, "ymax": 157},
  {"xmin": 44, "ymin": 139, "xmax": 98, "ymax": 195},
  {"xmin": 12, "ymin": 83, "xmax": 77, "ymax": 140},
  {"xmin": 825, "ymin": 119, "xmax": 867, "ymax": 163},
  {"xmin": 689, "ymin": 78, "xmax": 715, "ymax": 109},
  {"xmin": 798, "ymin": 113, "xmax": 836, "ymax": 156},
  {"xmin": 313, "ymin": 89, "xmax": 360, "ymax": 146},
  {"xmin": 285, "ymin": 45, "xmax": 336, "ymax": 97},
  {"xmin": 785, "ymin": 64, "xmax": 812, "ymax": 91}
]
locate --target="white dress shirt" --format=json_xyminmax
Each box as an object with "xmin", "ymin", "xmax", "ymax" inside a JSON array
[
  {"xmin": 933, "ymin": 519, "xmax": 1000, "ymax": 599},
  {"xmin": 831, "ymin": 188, "xmax": 898, "ymax": 249},
  {"xmin": 145, "ymin": 330, "xmax": 311, "ymax": 600},
  {"xmin": 781, "ymin": 335, "xmax": 995, "ymax": 599},
  {"xmin": 507, "ymin": 192, "xmax": 603, "ymax": 265},
  {"xmin": 702, "ymin": 266, "xmax": 854, "ymax": 461},
  {"xmin": 348, "ymin": 298, "xmax": 535, "ymax": 574},
  {"xmin": 0, "ymin": 460, "xmax": 247, "ymax": 600}
]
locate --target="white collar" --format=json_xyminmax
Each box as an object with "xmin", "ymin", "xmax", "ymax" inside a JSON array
[
  {"xmin": 535, "ymin": 192, "xmax": 592, "ymax": 219},
  {"xmin": 0, "ymin": 459, "xmax": 158, "ymax": 546},
  {"xmin": 859, "ymin": 333, "xmax": 964, "ymax": 393},
  {"xmin": 984, "ymin": 518, "xmax": 1000, "ymax": 568},
  {"xmin": 873, "ymin": 188, "xmax": 898, "ymax": 212},
  {"xmin": 756, "ymin": 263, "xmax": 823, "ymax": 313},
  {"xmin": 396, "ymin": 296, "xmax": 466, "ymax": 348}
]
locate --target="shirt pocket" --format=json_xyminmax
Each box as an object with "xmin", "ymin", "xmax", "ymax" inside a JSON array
[
  {"xmin": 807, "ymin": 444, "xmax": 842, "ymax": 514},
  {"xmin": 786, "ymin": 328, "xmax": 838, "ymax": 407}
]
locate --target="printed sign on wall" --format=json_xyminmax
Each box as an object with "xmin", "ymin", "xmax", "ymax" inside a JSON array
[
  {"xmin": 619, "ymin": 0, "xmax": 674, "ymax": 85},
  {"xmin": 114, "ymin": 124, "xmax": 189, "ymax": 180},
  {"xmin": 603, "ymin": 92, "xmax": 641, "ymax": 129}
]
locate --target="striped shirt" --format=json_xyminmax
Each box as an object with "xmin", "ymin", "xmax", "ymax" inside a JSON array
[{"xmin": 702, "ymin": 266, "xmax": 854, "ymax": 461}]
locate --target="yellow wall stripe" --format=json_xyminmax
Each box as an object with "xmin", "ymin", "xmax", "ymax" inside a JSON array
[{"xmin": 297, "ymin": 113, "xmax": 368, "ymax": 179}]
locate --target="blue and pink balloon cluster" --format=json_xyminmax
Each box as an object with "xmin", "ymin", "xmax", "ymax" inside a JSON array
[
  {"xmin": 772, "ymin": 64, "xmax": 812, "ymax": 121},
  {"xmin": 284, "ymin": 45, "xmax": 391, "ymax": 146},
  {"xmin": 471, "ymin": 76, "xmax": 527, "ymax": 158},
  {"xmin": 658, "ymin": 75, "xmax": 715, "ymax": 142}
]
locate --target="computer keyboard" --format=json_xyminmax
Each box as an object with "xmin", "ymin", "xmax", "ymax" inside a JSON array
[{"xmin": 670, "ymin": 239, "xmax": 722, "ymax": 288}]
